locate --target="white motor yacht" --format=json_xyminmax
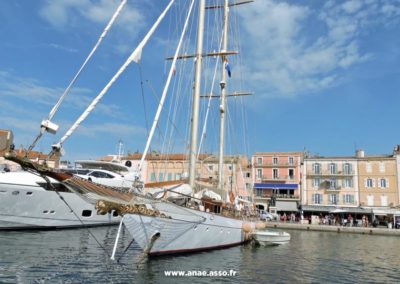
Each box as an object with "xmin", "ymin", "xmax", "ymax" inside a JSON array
[{"xmin": 0, "ymin": 169, "xmax": 126, "ymax": 230}]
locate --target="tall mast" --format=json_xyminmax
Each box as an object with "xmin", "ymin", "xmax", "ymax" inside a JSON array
[
  {"xmin": 189, "ymin": 0, "xmax": 206, "ymax": 188},
  {"xmin": 218, "ymin": 0, "xmax": 229, "ymax": 194}
]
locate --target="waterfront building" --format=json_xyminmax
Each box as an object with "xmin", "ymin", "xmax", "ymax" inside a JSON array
[
  {"xmin": 0, "ymin": 129, "xmax": 13, "ymax": 157},
  {"xmin": 301, "ymin": 154, "xmax": 363, "ymax": 216},
  {"xmin": 356, "ymin": 149, "xmax": 399, "ymax": 217},
  {"xmin": 105, "ymin": 153, "xmax": 252, "ymax": 200},
  {"xmin": 252, "ymin": 152, "xmax": 303, "ymax": 215},
  {"xmin": 394, "ymin": 145, "xmax": 400, "ymax": 206}
]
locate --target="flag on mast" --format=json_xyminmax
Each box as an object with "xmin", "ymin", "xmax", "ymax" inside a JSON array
[{"xmin": 225, "ymin": 58, "xmax": 231, "ymax": 78}]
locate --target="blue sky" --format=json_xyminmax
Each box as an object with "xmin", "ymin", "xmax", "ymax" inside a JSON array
[{"xmin": 1, "ymin": 0, "xmax": 400, "ymax": 162}]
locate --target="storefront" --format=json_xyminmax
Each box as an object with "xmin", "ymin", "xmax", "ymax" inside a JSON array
[{"xmin": 372, "ymin": 209, "xmax": 400, "ymax": 228}]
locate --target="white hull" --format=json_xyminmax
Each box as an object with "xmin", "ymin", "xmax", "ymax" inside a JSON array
[
  {"xmin": 0, "ymin": 172, "xmax": 120, "ymax": 230},
  {"xmin": 123, "ymin": 202, "xmax": 244, "ymax": 256},
  {"xmin": 254, "ymin": 230, "xmax": 291, "ymax": 246}
]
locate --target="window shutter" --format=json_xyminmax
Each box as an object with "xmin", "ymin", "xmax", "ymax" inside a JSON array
[
  {"xmin": 386, "ymin": 178, "xmax": 389, "ymax": 188},
  {"xmin": 372, "ymin": 179, "xmax": 376, "ymax": 188},
  {"xmin": 364, "ymin": 178, "xmax": 367, "ymax": 188}
]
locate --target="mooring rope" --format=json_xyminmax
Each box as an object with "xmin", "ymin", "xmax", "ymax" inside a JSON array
[{"xmin": 26, "ymin": 168, "xmax": 113, "ymax": 259}]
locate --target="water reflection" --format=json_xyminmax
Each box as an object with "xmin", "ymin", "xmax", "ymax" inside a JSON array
[{"xmin": 0, "ymin": 227, "xmax": 399, "ymax": 283}]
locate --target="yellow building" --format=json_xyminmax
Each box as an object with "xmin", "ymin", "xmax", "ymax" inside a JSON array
[
  {"xmin": 302, "ymin": 156, "xmax": 360, "ymax": 215},
  {"xmin": 357, "ymin": 150, "xmax": 398, "ymax": 208}
]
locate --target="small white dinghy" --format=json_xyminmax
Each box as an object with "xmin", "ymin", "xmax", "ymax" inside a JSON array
[{"xmin": 253, "ymin": 230, "xmax": 291, "ymax": 246}]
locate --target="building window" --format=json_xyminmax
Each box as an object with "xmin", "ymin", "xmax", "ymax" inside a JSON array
[
  {"xmin": 367, "ymin": 195, "xmax": 374, "ymax": 206},
  {"xmin": 257, "ymin": 169, "xmax": 262, "ymax": 179},
  {"xmin": 366, "ymin": 162, "xmax": 372, "ymax": 173},
  {"xmin": 288, "ymin": 169, "xmax": 294, "ymax": 180},
  {"xmin": 228, "ymin": 165, "xmax": 233, "ymax": 171},
  {"xmin": 288, "ymin": 157, "xmax": 294, "ymax": 165},
  {"xmin": 228, "ymin": 176, "xmax": 233, "ymax": 184},
  {"xmin": 158, "ymin": 173, "xmax": 164, "ymax": 182},
  {"xmin": 273, "ymin": 169, "xmax": 279, "ymax": 179},
  {"xmin": 343, "ymin": 163, "xmax": 352, "ymax": 175},
  {"xmin": 381, "ymin": 195, "xmax": 388, "ymax": 206},
  {"xmin": 175, "ymin": 173, "xmax": 182, "ymax": 180},
  {"xmin": 150, "ymin": 172, "xmax": 156, "ymax": 182},
  {"xmin": 273, "ymin": 157, "xmax": 278, "ymax": 165},
  {"xmin": 208, "ymin": 164, "xmax": 214, "ymax": 171},
  {"xmin": 329, "ymin": 163, "xmax": 337, "ymax": 174},
  {"xmin": 313, "ymin": 178, "xmax": 321, "ymax": 188},
  {"xmin": 255, "ymin": 188, "xmax": 263, "ymax": 197},
  {"xmin": 328, "ymin": 194, "xmax": 339, "ymax": 205},
  {"xmin": 329, "ymin": 179, "xmax": 337, "ymax": 189},
  {"xmin": 343, "ymin": 194, "xmax": 354, "ymax": 204},
  {"xmin": 380, "ymin": 178, "xmax": 387, "ymax": 188},
  {"xmin": 167, "ymin": 173, "xmax": 173, "ymax": 181},
  {"xmin": 246, "ymin": 183, "xmax": 251, "ymax": 190},
  {"xmin": 343, "ymin": 178, "xmax": 353, "ymax": 188},
  {"xmin": 257, "ymin": 157, "xmax": 262, "ymax": 165},
  {"xmin": 312, "ymin": 193, "xmax": 323, "ymax": 204},
  {"xmin": 245, "ymin": 172, "xmax": 251, "ymax": 178},
  {"xmin": 379, "ymin": 162, "xmax": 385, "ymax": 173},
  {"xmin": 366, "ymin": 178, "xmax": 373, "ymax": 188},
  {"xmin": 313, "ymin": 163, "xmax": 321, "ymax": 174}
]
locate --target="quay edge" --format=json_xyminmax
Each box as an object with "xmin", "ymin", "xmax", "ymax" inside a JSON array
[{"xmin": 264, "ymin": 222, "xmax": 400, "ymax": 237}]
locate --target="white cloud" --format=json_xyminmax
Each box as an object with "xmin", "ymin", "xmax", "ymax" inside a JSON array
[
  {"xmin": 238, "ymin": 0, "xmax": 400, "ymax": 99},
  {"xmin": 0, "ymin": 71, "xmax": 122, "ymax": 118},
  {"xmin": 39, "ymin": 0, "xmax": 145, "ymax": 35},
  {"xmin": 46, "ymin": 43, "xmax": 78, "ymax": 53},
  {"xmin": 342, "ymin": 0, "xmax": 363, "ymax": 14},
  {"xmin": 75, "ymin": 122, "xmax": 146, "ymax": 138}
]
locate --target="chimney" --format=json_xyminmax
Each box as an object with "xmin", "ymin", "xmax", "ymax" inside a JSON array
[{"xmin": 355, "ymin": 149, "xmax": 365, "ymax": 158}]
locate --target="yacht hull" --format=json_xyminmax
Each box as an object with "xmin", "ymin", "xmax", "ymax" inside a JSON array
[
  {"xmin": 123, "ymin": 202, "xmax": 245, "ymax": 256},
  {"xmin": 0, "ymin": 172, "xmax": 120, "ymax": 230}
]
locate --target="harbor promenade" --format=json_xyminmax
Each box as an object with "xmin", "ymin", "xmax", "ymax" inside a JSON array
[{"xmin": 264, "ymin": 221, "xmax": 400, "ymax": 237}]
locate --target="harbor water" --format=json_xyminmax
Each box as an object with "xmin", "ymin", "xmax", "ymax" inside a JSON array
[{"xmin": 1, "ymin": 226, "xmax": 399, "ymax": 283}]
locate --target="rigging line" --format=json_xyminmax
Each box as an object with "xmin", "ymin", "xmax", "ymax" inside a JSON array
[
  {"xmin": 116, "ymin": 237, "xmax": 135, "ymax": 263},
  {"xmin": 138, "ymin": 64, "xmax": 150, "ymax": 139},
  {"xmin": 27, "ymin": 0, "xmax": 127, "ymax": 154},
  {"xmin": 138, "ymin": 0, "xmax": 196, "ymax": 173},
  {"xmin": 47, "ymin": 0, "xmax": 177, "ymax": 160},
  {"xmin": 144, "ymin": 80, "xmax": 186, "ymax": 151},
  {"xmin": 231, "ymin": 7, "xmax": 251, "ymax": 158},
  {"xmin": 197, "ymin": 35, "xmax": 223, "ymax": 157},
  {"xmin": 24, "ymin": 168, "xmax": 112, "ymax": 258}
]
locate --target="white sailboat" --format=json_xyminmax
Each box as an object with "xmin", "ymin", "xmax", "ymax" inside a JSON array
[
  {"xmin": 5, "ymin": 0, "xmax": 255, "ymax": 254},
  {"xmin": 114, "ymin": 0, "xmax": 254, "ymax": 256}
]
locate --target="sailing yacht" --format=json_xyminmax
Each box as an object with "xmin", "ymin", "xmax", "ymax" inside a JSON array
[{"xmin": 5, "ymin": 0, "xmax": 255, "ymax": 254}]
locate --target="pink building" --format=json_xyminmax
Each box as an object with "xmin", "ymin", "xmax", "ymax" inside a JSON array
[{"xmin": 252, "ymin": 152, "xmax": 303, "ymax": 214}]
